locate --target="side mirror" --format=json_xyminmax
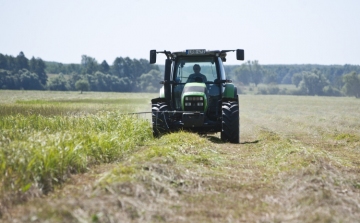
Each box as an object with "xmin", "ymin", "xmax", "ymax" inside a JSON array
[
  {"xmin": 150, "ymin": 50, "xmax": 157, "ymax": 64},
  {"xmin": 236, "ymin": 49, "xmax": 244, "ymax": 61}
]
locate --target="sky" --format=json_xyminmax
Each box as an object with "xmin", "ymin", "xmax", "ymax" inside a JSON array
[{"xmin": 0, "ymin": 0, "xmax": 359, "ymax": 65}]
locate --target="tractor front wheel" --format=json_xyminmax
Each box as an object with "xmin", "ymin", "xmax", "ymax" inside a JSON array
[
  {"xmin": 152, "ymin": 102, "xmax": 170, "ymax": 137},
  {"xmin": 221, "ymin": 101, "xmax": 240, "ymax": 143}
]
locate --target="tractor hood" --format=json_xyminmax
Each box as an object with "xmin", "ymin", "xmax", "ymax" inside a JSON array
[{"xmin": 181, "ymin": 83, "xmax": 208, "ymax": 111}]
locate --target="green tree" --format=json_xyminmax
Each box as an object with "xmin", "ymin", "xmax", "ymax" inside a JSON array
[
  {"xmin": 233, "ymin": 63, "xmax": 251, "ymax": 85},
  {"xmin": 292, "ymin": 73, "xmax": 303, "ymax": 88},
  {"xmin": 322, "ymin": 86, "xmax": 343, "ymax": 97},
  {"xmin": 300, "ymin": 70, "xmax": 329, "ymax": 96},
  {"xmin": 248, "ymin": 60, "xmax": 264, "ymax": 87},
  {"xmin": 81, "ymin": 55, "xmax": 98, "ymax": 74},
  {"xmin": 118, "ymin": 77, "xmax": 132, "ymax": 92},
  {"xmin": 75, "ymin": 79, "xmax": 90, "ymax": 93},
  {"xmin": 342, "ymin": 72, "xmax": 360, "ymax": 98},
  {"xmin": 0, "ymin": 54, "xmax": 7, "ymax": 69},
  {"xmin": 263, "ymin": 70, "xmax": 278, "ymax": 84},
  {"xmin": 99, "ymin": 60, "xmax": 110, "ymax": 73},
  {"xmin": 16, "ymin": 51, "xmax": 29, "ymax": 71},
  {"xmin": 0, "ymin": 69, "xmax": 15, "ymax": 89},
  {"xmin": 6, "ymin": 56, "xmax": 16, "ymax": 71},
  {"xmin": 29, "ymin": 57, "xmax": 47, "ymax": 85},
  {"xmin": 47, "ymin": 74, "xmax": 69, "ymax": 91},
  {"xmin": 137, "ymin": 69, "xmax": 162, "ymax": 92},
  {"xmin": 281, "ymin": 73, "xmax": 292, "ymax": 84},
  {"xmin": 19, "ymin": 69, "xmax": 43, "ymax": 90}
]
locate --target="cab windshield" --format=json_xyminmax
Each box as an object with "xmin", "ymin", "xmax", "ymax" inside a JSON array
[{"xmin": 173, "ymin": 57, "xmax": 218, "ymax": 83}]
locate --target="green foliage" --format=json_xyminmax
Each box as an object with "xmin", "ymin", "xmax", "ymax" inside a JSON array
[
  {"xmin": 45, "ymin": 62, "xmax": 81, "ymax": 74},
  {"xmin": 0, "ymin": 52, "xmax": 46, "ymax": 90},
  {"xmin": 137, "ymin": 69, "xmax": 162, "ymax": 92},
  {"xmin": 15, "ymin": 51, "xmax": 29, "ymax": 71},
  {"xmin": 75, "ymin": 79, "xmax": 90, "ymax": 93},
  {"xmin": 0, "ymin": 111, "xmax": 152, "ymax": 194},
  {"xmin": 81, "ymin": 55, "xmax": 98, "ymax": 74},
  {"xmin": 292, "ymin": 72, "xmax": 303, "ymax": 87},
  {"xmin": 44, "ymin": 55, "xmax": 159, "ymax": 92},
  {"xmin": 248, "ymin": 60, "xmax": 264, "ymax": 86},
  {"xmin": 47, "ymin": 74, "xmax": 70, "ymax": 91},
  {"xmin": 342, "ymin": 71, "xmax": 360, "ymax": 98},
  {"xmin": 0, "ymin": 69, "xmax": 16, "ymax": 89},
  {"xmin": 0, "ymin": 53, "xmax": 7, "ymax": 69},
  {"xmin": 280, "ymin": 73, "xmax": 292, "ymax": 84},
  {"xmin": 322, "ymin": 86, "xmax": 343, "ymax": 97},
  {"xmin": 232, "ymin": 63, "xmax": 251, "ymax": 85},
  {"xmin": 228, "ymin": 63, "xmax": 360, "ymax": 91},
  {"xmin": 29, "ymin": 57, "xmax": 47, "ymax": 85},
  {"xmin": 263, "ymin": 70, "xmax": 278, "ymax": 84},
  {"xmin": 19, "ymin": 69, "xmax": 44, "ymax": 90},
  {"xmin": 257, "ymin": 83, "xmax": 280, "ymax": 95},
  {"xmin": 99, "ymin": 60, "xmax": 110, "ymax": 73},
  {"xmin": 2, "ymin": 51, "xmax": 360, "ymax": 96},
  {"xmin": 230, "ymin": 60, "xmax": 265, "ymax": 86},
  {"xmin": 300, "ymin": 70, "xmax": 330, "ymax": 96}
]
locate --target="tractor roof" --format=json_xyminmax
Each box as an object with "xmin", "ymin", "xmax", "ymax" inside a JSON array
[
  {"xmin": 161, "ymin": 49, "xmax": 236, "ymax": 61},
  {"xmin": 150, "ymin": 49, "xmax": 244, "ymax": 64}
]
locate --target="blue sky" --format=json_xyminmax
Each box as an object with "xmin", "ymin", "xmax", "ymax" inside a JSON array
[{"xmin": 1, "ymin": 0, "xmax": 359, "ymax": 65}]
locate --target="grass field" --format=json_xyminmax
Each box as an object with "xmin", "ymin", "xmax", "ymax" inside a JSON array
[{"xmin": 0, "ymin": 90, "xmax": 359, "ymax": 222}]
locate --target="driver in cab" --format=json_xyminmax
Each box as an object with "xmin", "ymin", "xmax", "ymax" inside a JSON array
[{"xmin": 187, "ymin": 64, "xmax": 207, "ymax": 83}]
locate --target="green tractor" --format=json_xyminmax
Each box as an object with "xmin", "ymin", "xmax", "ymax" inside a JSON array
[{"xmin": 150, "ymin": 49, "xmax": 244, "ymax": 143}]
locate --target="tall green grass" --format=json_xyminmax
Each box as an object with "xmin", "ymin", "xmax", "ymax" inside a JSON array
[{"xmin": 0, "ymin": 111, "xmax": 152, "ymax": 194}]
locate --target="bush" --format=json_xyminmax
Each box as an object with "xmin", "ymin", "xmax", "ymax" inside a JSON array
[
  {"xmin": 47, "ymin": 74, "xmax": 70, "ymax": 91},
  {"xmin": 322, "ymin": 86, "xmax": 343, "ymax": 97},
  {"xmin": 257, "ymin": 83, "xmax": 280, "ymax": 95},
  {"xmin": 75, "ymin": 79, "xmax": 90, "ymax": 93},
  {"xmin": 287, "ymin": 88, "xmax": 307, "ymax": 96}
]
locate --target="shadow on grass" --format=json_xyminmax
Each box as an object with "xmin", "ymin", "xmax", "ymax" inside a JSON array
[
  {"xmin": 240, "ymin": 140, "xmax": 260, "ymax": 144},
  {"xmin": 205, "ymin": 136, "xmax": 260, "ymax": 145},
  {"xmin": 206, "ymin": 136, "xmax": 224, "ymax": 144}
]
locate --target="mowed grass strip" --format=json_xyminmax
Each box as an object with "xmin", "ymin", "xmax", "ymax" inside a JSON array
[
  {"xmin": 20, "ymin": 128, "xmax": 359, "ymax": 222},
  {"xmin": 0, "ymin": 111, "xmax": 152, "ymax": 199}
]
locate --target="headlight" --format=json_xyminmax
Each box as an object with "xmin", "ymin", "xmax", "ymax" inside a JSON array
[
  {"xmin": 185, "ymin": 102, "xmax": 191, "ymax": 106},
  {"xmin": 197, "ymin": 102, "xmax": 203, "ymax": 106}
]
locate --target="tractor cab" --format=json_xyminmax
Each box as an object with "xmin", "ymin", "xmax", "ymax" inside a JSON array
[{"xmin": 150, "ymin": 49, "xmax": 244, "ymax": 143}]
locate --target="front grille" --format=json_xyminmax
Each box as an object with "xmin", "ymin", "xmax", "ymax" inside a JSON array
[{"xmin": 184, "ymin": 96, "xmax": 204, "ymax": 111}]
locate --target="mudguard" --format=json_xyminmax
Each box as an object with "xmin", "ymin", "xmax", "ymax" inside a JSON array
[{"xmin": 223, "ymin": 83, "xmax": 236, "ymax": 98}]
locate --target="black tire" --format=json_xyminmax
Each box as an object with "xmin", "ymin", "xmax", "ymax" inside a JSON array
[
  {"xmin": 152, "ymin": 102, "xmax": 170, "ymax": 137},
  {"xmin": 221, "ymin": 101, "xmax": 240, "ymax": 143}
]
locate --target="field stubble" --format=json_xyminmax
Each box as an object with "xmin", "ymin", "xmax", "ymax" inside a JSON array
[{"xmin": 0, "ymin": 91, "xmax": 360, "ymax": 222}]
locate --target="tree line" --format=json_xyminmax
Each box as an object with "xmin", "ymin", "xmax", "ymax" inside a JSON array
[
  {"xmin": 1, "ymin": 52, "xmax": 360, "ymax": 97},
  {"xmin": 0, "ymin": 52, "xmax": 161, "ymax": 92},
  {"xmin": 226, "ymin": 61, "xmax": 360, "ymax": 97},
  {"xmin": 0, "ymin": 52, "xmax": 47, "ymax": 90}
]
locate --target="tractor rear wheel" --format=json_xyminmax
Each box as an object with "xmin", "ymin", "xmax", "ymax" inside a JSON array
[
  {"xmin": 221, "ymin": 101, "xmax": 240, "ymax": 143},
  {"xmin": 152, "ymin": 102, "xmax": 170, "ymax": 137}
]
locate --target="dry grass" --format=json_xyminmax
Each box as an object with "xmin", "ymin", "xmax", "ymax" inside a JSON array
[{"xmin": 1, "ymin": 91, "xmax": 360, "ymax": 222}]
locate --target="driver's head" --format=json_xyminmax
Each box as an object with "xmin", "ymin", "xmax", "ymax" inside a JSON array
[{"xmin": 193, "ymin": 64, "xmax": 201, "ymax": 73}]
